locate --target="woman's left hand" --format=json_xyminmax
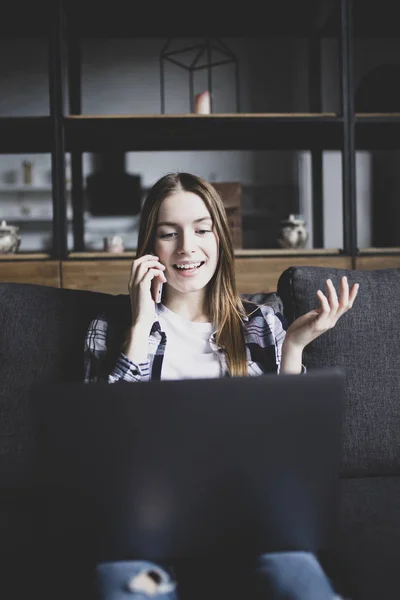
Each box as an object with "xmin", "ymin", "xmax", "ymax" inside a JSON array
[{"xmin": 285, "ymin": 276, "xmax": 359, "ymax": 351}]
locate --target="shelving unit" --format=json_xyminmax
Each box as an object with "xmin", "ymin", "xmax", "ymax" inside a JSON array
[
  {"xmin": 5, "ymin": 112, "xmax": 400, "ymax": 153},
  {"xmin": 0, "ymin": 185, "xmax": 72, "ymax": 231},
  {"xmin": 65, "ymin": 114, "xmax": 343, "ymax": 151},
  {"xmin": 0, "ymin": 117, "xmax": 53, "ymax": 153},
  {"xmin": 55, "ymin": 0, "xmax": 359, "ymax": 260},
  {"xmin": 67, "ymin": 248, "xmax": 342, "ymax": 260},
  {"xmin": 1, "ymin": 0, "xmax": 400, "ymax": 291},
  {"xmin": 355, "ymin": 114, "xmax": 400, "ymax": 149}
]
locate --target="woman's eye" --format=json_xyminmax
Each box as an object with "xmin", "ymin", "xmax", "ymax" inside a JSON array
[
  {"xmin": 197, "ymin": 229, "xmax": 212, "ymax": 235},
  {"xmin": 159, "ymin": 232, "xmax": 177, "ymax": 239}
]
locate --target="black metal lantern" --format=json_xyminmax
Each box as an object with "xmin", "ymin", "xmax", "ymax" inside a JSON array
[{"xmin": 160, "ymin": 38, "xmax": 240, "ymax": 114}]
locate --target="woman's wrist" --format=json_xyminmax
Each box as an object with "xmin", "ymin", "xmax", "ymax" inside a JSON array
[
  {"xmin": 122, "ymin": 322, "xmax": 151, "ymax": 363},
  {"xmin": 282, "ymin": 333, "xmax": 304, "ymax": 354},
  {"xmin": 280, "ymin": 336, "xmax": 304, "ymax": 374}
]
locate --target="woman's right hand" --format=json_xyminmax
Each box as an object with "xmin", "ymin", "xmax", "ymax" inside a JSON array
[{"xmin": 128, "ymin": 254, "xmax": 167, "ymax": 331}]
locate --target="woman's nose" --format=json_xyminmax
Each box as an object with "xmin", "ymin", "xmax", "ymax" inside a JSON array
[{"xmin": 177, "ymin": 231, "xmax": 196, "ymax": 254}]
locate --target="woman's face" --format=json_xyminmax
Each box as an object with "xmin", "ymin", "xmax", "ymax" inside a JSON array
[{"xmin": 153, "ymin": 191, "xmax": 219, "ymax": 297}]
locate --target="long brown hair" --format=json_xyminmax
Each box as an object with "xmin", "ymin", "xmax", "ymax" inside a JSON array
[{"xmin": 137, "ymin": 172, "xmax": 248, "ymax": 376}]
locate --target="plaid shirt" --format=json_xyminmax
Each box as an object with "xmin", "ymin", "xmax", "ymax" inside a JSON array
[{"xmin": 84, "ymin": 302, "xmax": 290, "ymax": 384}]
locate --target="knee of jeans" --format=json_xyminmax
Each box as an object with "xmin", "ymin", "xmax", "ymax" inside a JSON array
[
  {"xmin": 96, "ymin": 560, "xmax": 176, "ymax": 596},
  {"xmin": 255, "ymin": 551, "xmax": 324, "ymax": 572},
  {"xmin": 96, "ymin": 560, "xmax": 166, "ymax": 576},
  {"xmin": 125, "ymin": 565, "xmax": 175, "ymax": 595}
]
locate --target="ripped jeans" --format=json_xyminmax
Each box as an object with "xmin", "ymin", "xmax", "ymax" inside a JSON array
[{"xmin": 95, "ymin": 552, "xmax": 343, "ymax": 600}]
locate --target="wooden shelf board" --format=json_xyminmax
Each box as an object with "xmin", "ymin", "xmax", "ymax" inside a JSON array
[
  {"xmin": 3, "ymin": 249, "xmax": 397, "ymax": 262},
  {"xmin": 62, "ymin": 254, "xmax": 352, "ymax": 295},
  {"xmin": 69, "ymin": 251, "xmax": 136, "ymax": 259},
  {"xmin": 68, "ymin": 249, "xmax": 341, "ymax": 260},
  {"xmin": 11, "ymin": 114, "xmax": 400, "ymax": 154},
  {"xmin": 234, "ymin": 248, "xmax": 341, "ymax": 257},
  {"xmin": 0, "ymin": 253, "xmax": 51, "ymax": 260},
  {"xmin": 355, "ymin": 118, "xmax": 400, "ymax": 149},
  {"xmin": 0, "ymin": 117, "xmax": 52, "ymax": 153},
  {"xmin": 358, "ymin": 247, "xmax": 400, "ymax": 254},
  {"xmin": 355, "ymin": 255, "xmax": 400, "ymax": 271},
  {"xmin": 67, "ymin": 113, "xmax": 339, "ymax": 119},
  {"xmin": 356, "ymin": 113, "xmax": 400, "ymax": 118},
  {"xmin": 65, "ymin": 115, "xmax": 343, "ymax": 151}
]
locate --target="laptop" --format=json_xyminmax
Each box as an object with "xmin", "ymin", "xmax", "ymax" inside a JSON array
[{"xmin": 33, "ymin": 369, "xmax": 344, "ymax": 562}]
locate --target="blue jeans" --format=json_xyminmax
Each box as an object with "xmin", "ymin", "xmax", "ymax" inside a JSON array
[{"xmin": 95, "ymin": 552, "xmax": 340, "ymax": 600}]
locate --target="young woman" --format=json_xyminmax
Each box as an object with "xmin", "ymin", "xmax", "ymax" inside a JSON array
[{"xmin": 85, "ymin": 172, "xmax": 359, "ymax": 600}]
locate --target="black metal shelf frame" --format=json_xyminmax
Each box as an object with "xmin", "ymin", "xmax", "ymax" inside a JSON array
[
  {"xmin": 339, "ymin": 0, "xmax": 357, "ymax": 258},
  {"xmin": 0, "ymin": 118, "xmax": 53, "ymax": 153},
  {"xmin": 49, "ymin": 0, "xmax": 68, "ymax": 260},
  {"xmin": 64, "ymin": 116, "xmax": 343, "ymax": 152},
  {"xmin": 1, "ymin": 0, "xmax": 369, "ymax": 260},
  {"xmin": 7, "ymin": 114, "xmax": 400, "ymax": 154}
]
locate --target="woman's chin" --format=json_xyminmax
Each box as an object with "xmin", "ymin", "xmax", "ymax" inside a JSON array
[{"xmin": 170, "ymin": 278, "xmax": 210, "ymax": 295}]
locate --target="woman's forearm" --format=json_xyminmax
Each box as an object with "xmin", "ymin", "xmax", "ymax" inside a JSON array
[{"xmin": 279, "ymin": 336, "xmax": 304, "ymax": 374}]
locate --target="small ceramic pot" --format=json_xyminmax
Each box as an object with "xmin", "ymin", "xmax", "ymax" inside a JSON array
[
  {"xmin": 103, "ymin": 235, "xmax": 124, "ymax": 253},
  {"xmin": 278, "ymin": 214, "xmax": 308, "ymax": 249},
  {"xmin": 0, "ymin": 220, "xmax": 21, "ymax": 253}
]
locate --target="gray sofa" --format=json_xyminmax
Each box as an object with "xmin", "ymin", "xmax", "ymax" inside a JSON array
[{"xmin": 0, "ymin": 265, "xmax": 399, "ymax": 600}]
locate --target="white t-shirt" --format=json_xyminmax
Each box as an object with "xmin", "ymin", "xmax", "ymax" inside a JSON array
[{"xmin": 156, "ymin": 304, "xmax": 221, "ymax": 380}]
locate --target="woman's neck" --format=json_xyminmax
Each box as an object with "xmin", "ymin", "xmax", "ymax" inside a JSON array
[{"xmin": 162, "ymin": 290, "xmax": 210, "ymax": 323}]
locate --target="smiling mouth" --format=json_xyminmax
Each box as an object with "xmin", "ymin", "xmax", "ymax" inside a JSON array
[{"xmin": 173, "ymin": 261, "xmax": 205, "ymax": 272}]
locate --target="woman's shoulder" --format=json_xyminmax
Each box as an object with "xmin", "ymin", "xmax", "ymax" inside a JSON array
[
  {"xmin": 84, "ymin": 313, "xmax": 110, "ymax": 351},
  {"xmin": 240, "ymin": 292, "xmax": 283, "ymax": 314},
  {"xmin": 241, "ymin": 300, "xmax": 287, "ymax": 335},
  {"xmin": 85, "ymin": 301, "xmax": 130, "ymax": 348},
  {"xmin": 242, "ymin": 300, "xmax": 279, "ymax": 319}
]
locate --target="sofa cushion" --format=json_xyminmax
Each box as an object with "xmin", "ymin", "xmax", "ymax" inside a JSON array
[
  {"xmin": 0, "ymin": 282, "xmax": 130, "ymax": 485},
  {"xmin": 277, "ymin": 266, "xmax": 400, "ymax": 477}
]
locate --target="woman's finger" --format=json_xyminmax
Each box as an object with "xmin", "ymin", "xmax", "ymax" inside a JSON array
[
  {"xmin": 138, "ymin": 267, "xmax": 158, "ymax": 285},
  {"xmin": 339, "ymin": 275, "xmax": 349, "ymax": 309},
  {"xmin": 139, "ymin": 270, "xmax": 167, "ymax": 303},
  {"xmin": 325, "ymin": 279, "xmax": 339, "ymax": 312},
  {"xmin": 130, "ymin": 254, "xmax": 163, "ymax": 277},
  {"xmin": 347, "ymin": 283, "xmax": 360, "ymax": 308},
  {"xmin": 140, "ymin": 268, "xmax": 167, "ymax": 286},
  {"xmin": 136, "ymin": 261, "xmax": 165, "ymax": 280},
  {"xmin": 138, "ymin": 253, "xmax": 160, "ymax": 262},
  {"xmin": 317, "ymin": 289, "xmax": 330, "ymax": 313},
  {"xmin": 129, "ymin": 259, "xmax": 165, "ymax": 287}
]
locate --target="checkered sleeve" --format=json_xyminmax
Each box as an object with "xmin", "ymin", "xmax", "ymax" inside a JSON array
[
  {"xmin": 260, "ymin": 306, "xmax": 306, "ymax": 375},
  {"xmin": 270, "ymin": 310, "xmax": 287, "ymax": 374},
  {"xmin": 83, "ymin": 315, "xmax": 149, "ymax": 383}
]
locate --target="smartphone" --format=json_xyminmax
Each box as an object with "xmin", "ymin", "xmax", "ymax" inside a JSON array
[
  {"xmin": 149, "ymin": 253, "xmax": 163, "ymax": 304},
  {"xmin": 152, "ymin": 278, "xmax": 163, "ymax": 304}
]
